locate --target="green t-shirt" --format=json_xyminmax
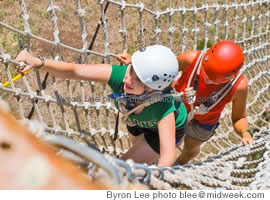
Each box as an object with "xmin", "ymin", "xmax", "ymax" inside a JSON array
[{"xmin": 108, "ymin": 65, "xmax": 187, "ymax": 129}]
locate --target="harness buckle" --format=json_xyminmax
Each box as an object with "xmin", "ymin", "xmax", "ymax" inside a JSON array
[{"xmin": 194, "ymin": 104, "xmax": 208, "ymax": 115}]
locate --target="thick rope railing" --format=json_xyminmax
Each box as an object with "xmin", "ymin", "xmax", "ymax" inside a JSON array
[{"xmin": 37, "ymin": 133, "xmax": 269, "ymax": 189}]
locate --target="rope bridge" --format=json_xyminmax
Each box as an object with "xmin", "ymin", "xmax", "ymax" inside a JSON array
[{"xmin": 0, "ymin": 0, "xmax": 270, "ymax": 189}]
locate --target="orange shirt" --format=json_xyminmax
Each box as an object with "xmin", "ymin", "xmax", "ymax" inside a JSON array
[{"xmin": 173, "ymin": 51, "xmax": 244, "ymax": 125}]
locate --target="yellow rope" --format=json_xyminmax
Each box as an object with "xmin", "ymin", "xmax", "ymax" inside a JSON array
[{"xmin": 2, "ymin": 69, "xmax": 32, "ymax": 87}]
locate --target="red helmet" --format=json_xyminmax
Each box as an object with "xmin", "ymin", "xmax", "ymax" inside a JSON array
[{"xmin": 202, "ymin": 40, "xmax": 244, "ymax": 84}]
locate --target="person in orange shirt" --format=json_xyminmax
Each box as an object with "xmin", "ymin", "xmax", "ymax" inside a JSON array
[{"xmin": 172, "ymin": 40, "xmax": 254, "ymax": 164}]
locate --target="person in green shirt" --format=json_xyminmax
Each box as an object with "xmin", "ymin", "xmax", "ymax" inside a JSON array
[{"xmin": 15, "ymin": 45, "xmax": 187, "ymax": 166}]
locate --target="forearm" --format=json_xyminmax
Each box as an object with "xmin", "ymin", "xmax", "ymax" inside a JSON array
[
  {"xmin": 31, "ymin": 57, "xmax": 111, "ymax": 82},
  {"xmin": 231, "ymin": 77, "xmax": 254, "ymax": 144},
  {"xmin": 157, "ymin": 112, "xmax": 176, "ymax": 166},
  {"xmin": 158, "ymin": 150, "xmax": 176, "ymax": 167},
  {"xmin": 233, "ymin": 116, "xmax": 254, "ymax": 145},
  {"xmin": 233, "ymin": 117, "xmax": 249, "ymax": 137},
  {"xmin": 41, "ymin": 59, "xmax": 76, "ymax": 79},
  {"xmin": 15, "ymin": 49, "xmax": 112, "ymax": 82}
]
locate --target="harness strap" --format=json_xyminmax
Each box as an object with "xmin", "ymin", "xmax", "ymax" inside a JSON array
[
  {"xmin": 121, "ymin": 90, "xmax": 184, "ymax": 125},
  {"xmin": 186, "ymin": 50, "xmax": 206, "ymax": 121},
  {"xmin": 205, "ymin": 72, "xmax": 242, "ymax": 111}
]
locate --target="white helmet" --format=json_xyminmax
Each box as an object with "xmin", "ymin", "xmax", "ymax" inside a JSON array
[{"xmin": 131, "ymin": 45, "xmax": 178, "ymax": 90}]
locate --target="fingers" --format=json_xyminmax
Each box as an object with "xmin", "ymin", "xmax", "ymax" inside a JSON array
[
  {"xmin": 15, "ymin": 51, "xmax": 26, "ymax": 71},
  {"xmin": 14, "ymin": 49, "xmax": 35, "ymax": 72},
  {"xmin": 117, "ymin": 53, "xmax": 127, "ymax": 61},
  {"xmin": 248, "ymin": 138, "xmax": 255, "ymax": 144},
  {"xmin": 117, "ymin": 57, "xmax": 126, "ymax": 64},
  {"xmin": 17, "ymin": 65, "xmax": 32, "ymax": 73},
  {"xmin": 242, "ymin": 138, "xmax": 248, "ymax": 145},
  {"xmin": 242, "ymin": 137, "xmax": 255, "ymax": 145},
  {"xmin": 117, "ymin": 52, "xmax": 132, "ymax": 65},
  {"xmin": 242, "ymin": 139, "xmax": 248, "ymax": 145}
]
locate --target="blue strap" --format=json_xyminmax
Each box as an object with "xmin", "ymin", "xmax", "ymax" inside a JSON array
[{"xmin": 194, "ymin": 120, "xmax": 220, "ymax": 131}]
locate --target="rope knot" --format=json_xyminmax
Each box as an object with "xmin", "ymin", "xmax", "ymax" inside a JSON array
[
  {"xmin": 119, "ymin": 0, "xmax": 126, "ymax": 10},
  {"xmin": 154, "ymin": 11, "xmax": 160, "ymax": 19},
  {"xmin": 194, "ymin": 104, "xmax": 208, "ymax": 115},
  {"xmin": 184, "ymin": 87, "xmax": 196, "ymax": 104},
  {"xmin": 46, "ymin": 5, "xmax": 60, "ymax": 13},
  {"xmin": 136, "ymin": 2, "xmax": 144, "ymax": 12},
  {"xmin": 0, "ymin": 54, "xmax": 11, "ymax": 63},
  {"xmin": 76, "ymin": 8, "xmax": 85, "ymax": 17}
]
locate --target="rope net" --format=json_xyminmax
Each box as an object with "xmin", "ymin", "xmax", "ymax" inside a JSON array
[{"xmin": 0, "ymin": 0, "xmax": 270, "ymax": 189}]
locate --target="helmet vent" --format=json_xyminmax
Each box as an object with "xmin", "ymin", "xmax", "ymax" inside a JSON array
[
  {"xmin": 163, "ymin": 79, "xmax": 167, "ymax": 82},
  {"xmin": 225, "ymin": 75, "xmax": 231, "ymax": 80},
  {"xmin": 164, "ymin": 73, "xmax": 167, "ymax": 76},
  {"xmin": 152, "ymin": 75, "xmax": 159, "ymax": 81},
  {"xmin": 139, "ymin": 47, "xmax": 146, "ymax": 52}
]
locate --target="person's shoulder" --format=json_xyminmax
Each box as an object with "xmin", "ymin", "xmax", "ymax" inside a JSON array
[
  {"xmin": 177, "ymin": 50, "xmax": 200, "ymax": 71},
  {"xmin": 236, "ymin": 75, "xmax": 248, "ymax": 91}
]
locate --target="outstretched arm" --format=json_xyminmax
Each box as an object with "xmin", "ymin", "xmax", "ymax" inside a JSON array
[
  {"xmin": 158, "ymin": 112, "xmax": 176, "ymax": 166},
  {"xmin": 15, "ymin": 49, "xmax": 112, "ymax": 83},
  {"xmin": 231, "ymin": 76, "xmax": 254, "ymax": 145}
]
